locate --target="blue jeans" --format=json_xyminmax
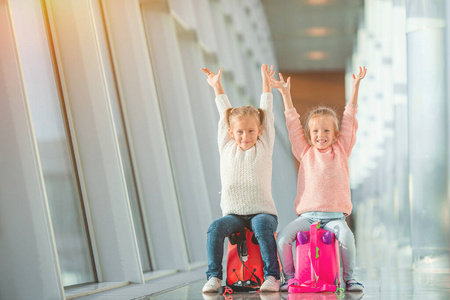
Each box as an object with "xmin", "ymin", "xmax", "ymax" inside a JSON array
[
  {"xmin": 206, "ymin": 213, "xmax": 279, "ymax": 280},
  {"xmin": 277, "ymin": 212, "xmax": 357, "ymax": 282}
]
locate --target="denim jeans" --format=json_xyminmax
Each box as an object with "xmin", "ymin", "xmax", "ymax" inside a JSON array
[
  {"xmin": 206, "ymin": 213, "xmax": 279, "ymax": 280},
  {"xmin": 276, "ymin": 212, "xmax": 357, "ymax": 282}
]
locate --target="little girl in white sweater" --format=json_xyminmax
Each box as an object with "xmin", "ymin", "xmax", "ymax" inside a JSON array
[{"xmin": 201, "ymin": 65, "xmax": 280, "ymax": 293}]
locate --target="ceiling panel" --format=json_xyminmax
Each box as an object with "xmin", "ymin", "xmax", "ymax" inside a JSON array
[{"xmin": 262, "ymin": 0, "xmax": 363, "ymax": 71}]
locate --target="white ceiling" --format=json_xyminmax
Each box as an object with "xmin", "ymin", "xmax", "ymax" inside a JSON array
[{"xmin": 262, "ymin": 0, "xmax": 363, "ymax": 72}]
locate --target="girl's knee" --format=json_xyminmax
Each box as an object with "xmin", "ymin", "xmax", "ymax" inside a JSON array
[
  {"xmin": 253, "ymin": 227, "xmax": 275, "ymax": 239},
  {"xmin": 251, "ymin": 214, "xmax": 277, "ymax": 234},
  {"xmin": 276, "ymin": 232, "xmax": 293, "ymax": 249},
  {"xmin": 336, "ymin": 227, "xmax": 355, "ymax": 247},
  {"xmin": 207, "ymin": 219, "xmax": 229, "ymax": 237}
]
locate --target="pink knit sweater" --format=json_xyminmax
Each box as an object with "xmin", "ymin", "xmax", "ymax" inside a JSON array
[{"xmin": 285, "ymin": 102, "xmax": 358, "ymax": 216}]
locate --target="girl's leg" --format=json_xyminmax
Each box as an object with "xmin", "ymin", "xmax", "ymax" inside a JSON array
[
  {"xmin": 276, "ymin": 216, "xmax": 312, "ymax": 280},
  {"xmin": 206, "ymin": 215, "xmax": 246, "ymax": 280},
  {"xmin": 250, "ymin": 214, "xmax": 279, "ymax": 279},
  {"xmin": 323, "ymin": 219, "xmax": 356, "ymax": 281}
]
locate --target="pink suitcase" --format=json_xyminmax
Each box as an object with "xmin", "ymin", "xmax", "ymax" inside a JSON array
[{"xmin": 288, "ymin": 222, "xmax": 341, "ymax": 294}]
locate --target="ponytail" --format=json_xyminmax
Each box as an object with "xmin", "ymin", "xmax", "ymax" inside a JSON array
[
  {"xmin": 257, "ymin": 108, "xmax": 265, "ymax": 126},
  {"xmin": 225, "ymin": 107, "xmax": 233, "ymax": 128}
]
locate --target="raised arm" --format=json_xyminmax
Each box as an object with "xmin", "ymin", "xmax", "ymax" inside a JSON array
[
  {"xmin": 261, "ymin": 64, "xmax": 274, "ymax": 94},
  {"xmin": 201, "ymin": 68, "xmax": 224, "ymax": 96},
  {"xmin": 202, "ymin": 67, "xmax": 232, "ymax": 151},
  {"xmin": 256, "ymin": 65, "xmax": 275, "ymax": 150},
  {"xmin": 269, "ymin": 72, "xmax": 294, "ymax": 111},
  {"xmin": 339, "ymin": 66, "xmax": 366, "ymax": 155},
  {"xmin": 349, "ymin": 66, "xmax": 367, "ymax": 106},
  {"xmin": 258, "ymin": 93, "xmax": 275, "ymax": 151},
  {"xmin": 269, "ymin": 72, "xmax": 309, "ymax": 161}
]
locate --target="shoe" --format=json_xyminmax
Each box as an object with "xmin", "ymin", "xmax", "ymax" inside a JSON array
[
  {"xmin": 280, "ymin": 282, "xmax": 289, "ymax": 292},
  {"xmin": 260, "ymin": 275, "xmax": 280, "ymax": 292},
  {"xmin": 202, "ymin": 277, "xmax": 221, "ymax": 293},
  {"xmin": 345, "ymin": 279, "xmax": 364, "ymax": 292}
]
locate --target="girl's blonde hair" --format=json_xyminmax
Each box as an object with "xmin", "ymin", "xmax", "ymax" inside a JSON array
[
  {"xmin": 225, "ymin": 106, "xmax": 265, "ymax": 129},
  {"xmin": 304, "ymin": 106, "xmax": 340, "ymax": 144}
]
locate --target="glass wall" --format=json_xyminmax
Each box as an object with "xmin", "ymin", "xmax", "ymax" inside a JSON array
[
  {"xmin": 0, "ymin": 0, "xmax": 298, "ymax": 298},
  {"xmin": 96, "ymin": 2, "xmax": 152, "ymax": 271},
  {"xmin": 140, "ymin": 2, "xmax": 213, "ymax": 264},
  {"xmin": 13, "ymin": 0, "xmax": 97, "ymax": 287},
  {"xmin": 108, "ymin": 81, "xmax": 152, "ymax": 272},
  {"xmin": 27, "ymin": 80, "xmax": 96, "ymax": 287},
  {"xmin": 349, "ymin": 0, "xmax": 449, "ymax": 270}
]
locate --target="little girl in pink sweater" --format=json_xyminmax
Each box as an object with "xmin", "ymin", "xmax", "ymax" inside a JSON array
[{"xmin": 269, "ymin": 67, "xmax": 367, "ymax": 293}]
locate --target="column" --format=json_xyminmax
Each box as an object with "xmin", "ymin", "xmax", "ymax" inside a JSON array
[
  {"xmin": 406, "ymin": 0, "xmax": 449, "ymax": 269},
  {"xmin": 445, "ymin": 0, "xmax": 450, "ymax": 251},
  {"xmin": 392, "ymin": 0, "xmax": 411, "ymax": 259}
]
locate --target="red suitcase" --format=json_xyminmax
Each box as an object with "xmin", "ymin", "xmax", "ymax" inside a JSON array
[{"xmin": 226, "ymin": 228, "xmax": 263, "ymax": 291}]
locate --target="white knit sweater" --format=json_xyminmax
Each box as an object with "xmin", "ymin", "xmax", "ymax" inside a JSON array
[{"xmin": 215, "ymin": 93, "xmax": 278, "ymax": 217}]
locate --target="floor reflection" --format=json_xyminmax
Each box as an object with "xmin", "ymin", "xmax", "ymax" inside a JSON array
[{"xmin": 146, "ymin": 266, "xmax": 450, "ymax": 300}]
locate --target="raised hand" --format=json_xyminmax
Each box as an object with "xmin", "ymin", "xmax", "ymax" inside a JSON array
[
  {"xmin": 269, "ymin": 72, "xmax": 293, "ymax": 110},
  {"xmin": 352, "ymin": 66, "xmax": 367, "ymax": 85},
  {"xmin": 201, "ymin": 68, "xmax": 224, "ymax": 96},
  {"xmin": 261, "ymin": 64, "xmax": 274, "ymax": 93},
  {"xmin": 350, "ymin": 66, "xmax": 367, "ymax": 106},
  {"xmin": 269, "ymin": 72, "xmax": 291, "ymax": 95},
  {"xmin": 201, "ymin": 68, "xmax": 222, "ymax": 87},
  {"xmin": 261, "ymin": 64, "xmax": 275, "ymax": 81}
]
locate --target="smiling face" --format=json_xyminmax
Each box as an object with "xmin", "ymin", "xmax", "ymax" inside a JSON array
[
  {"xmin": 228, "ymin": 116, "xmax": 262, "ymax": 151},
  {"xmin": 308, "ymin": 116, "xmax": 338, "ymax": 150}
]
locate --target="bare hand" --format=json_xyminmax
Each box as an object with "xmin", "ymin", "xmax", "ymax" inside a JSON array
[
  {"xmin": 269, "ymin": 72, "xmax": 291, "ymax": 94},
  {"xmin": 352, "ymin": 66, "xmax": 367, "ymax": 85},
  {"xmin": 261, "ymin": 64, "xmax": 275, "ymax": 81},
  {"xmin": 201, "ymin": 68, "xmax": 222, "ymax": 87}
]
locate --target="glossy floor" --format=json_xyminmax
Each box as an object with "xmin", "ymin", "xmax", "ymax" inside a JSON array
[
  {"xmin": 146, "ymin": 267, "xmax": 450, "ymax": 300},
  {"xmin": 75, "ymin": 264, "xmax": 450, "ymax": 300},
  {"xmin": 76, "ymin": 245, "xmax": 450, "ymax": 300}
]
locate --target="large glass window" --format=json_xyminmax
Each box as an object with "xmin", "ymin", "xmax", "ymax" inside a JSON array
[
  {"xmin": 108, "ymin": 89, "xmax": 153, "ymax": 272},
  {"xmin": 27, "ymin": 77, "xmax": 96, "ymax": 287},
  {"xmin": 38, "ymin": 0, "xmax": 153, "ymax": 281},
  {"xmin": 97, "ymin": 1, "xmax": 153, "ymax": 272},
  {"xmin": 27, "ymin": 3, "xmax": 99, "ymax": 287},
  {"xmin": 140, "ymin": 2, "xmax": 211, "ymax": 264}
]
